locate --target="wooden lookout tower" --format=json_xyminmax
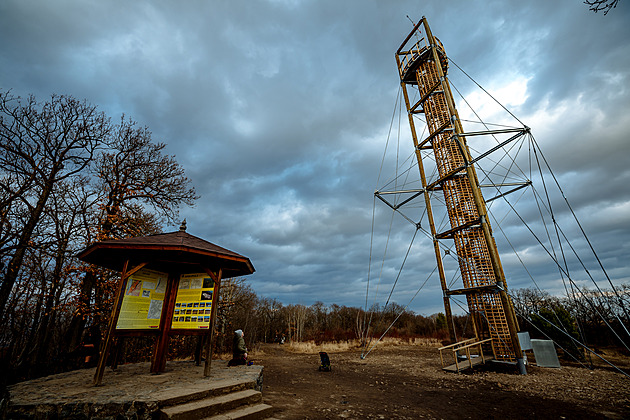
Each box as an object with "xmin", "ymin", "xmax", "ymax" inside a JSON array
[{"xmin": 392, "ymin": 17, "xmax": 526, "ymax": 373}]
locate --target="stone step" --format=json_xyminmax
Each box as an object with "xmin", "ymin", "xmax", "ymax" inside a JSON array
[
  {"xmin": 157, "ymin": 379, "xmax": 254, "ymax": 407},
  {"xmin": 161, "ymin": 389, "xmax": 263, "ymax": 420},
  {"xmin": 204, "ymin": 403, "xmax": 274, "ymax": 420}
]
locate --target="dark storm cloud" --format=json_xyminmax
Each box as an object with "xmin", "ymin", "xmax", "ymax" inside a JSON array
[{"xmin": 1, "ymin": 0, "xmax": 628, "ymax": 314}]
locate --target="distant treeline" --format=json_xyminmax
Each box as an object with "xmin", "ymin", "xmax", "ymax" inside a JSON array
[
  {"xmin": 211, "ymin": 280, "xmax": 630, "ymax": 361},
  {"xmin": 512, "ymin": 285, "xmax": 630, "ymax": 361}
]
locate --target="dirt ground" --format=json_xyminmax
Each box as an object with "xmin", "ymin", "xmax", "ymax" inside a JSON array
[{"xmin": 256, "ymin": 343, "xmax": 630, "ymax": 419}]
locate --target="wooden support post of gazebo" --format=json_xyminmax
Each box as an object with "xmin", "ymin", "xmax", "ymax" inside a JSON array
[
  {"xmin": 77, "ymin": 222, "xmax": 255, "ymax": 386},
  {"xmin": 150, "ymin": 271, "xmax": 179, "ymax": 374},
  {"xmin": 202, "ymin": 267, "xmax": 222, "ymax": 377}
]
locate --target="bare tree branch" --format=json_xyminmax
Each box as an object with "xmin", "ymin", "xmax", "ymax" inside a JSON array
[{"xmin": 584, "ymin": 0, "xmax": 620, "ymax": 15}]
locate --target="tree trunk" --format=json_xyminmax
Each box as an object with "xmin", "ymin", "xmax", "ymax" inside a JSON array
[
  {"xmin": 0, "ymin": 176, "xmax": 55, "ymax": 322},
  {"xmin": 33, "ymin": 239, "xmax": 68, "ymax": 372},
  {"xmin": 65, "ymin": 270, "xmax": 97, "ymax": 353}
]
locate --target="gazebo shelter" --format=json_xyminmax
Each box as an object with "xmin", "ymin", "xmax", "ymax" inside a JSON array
[{"xmin": 77, "ymin": 221, "xmax": 255, "ymax": 385}]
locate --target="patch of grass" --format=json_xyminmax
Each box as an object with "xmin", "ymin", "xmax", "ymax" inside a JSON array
[
  {"xmin": 214, "ymin": 344, "xmax": 266, "ymax": 361},
  {"xmin": 284, "ymin": 337, "xmax": 442, "ymax": 354}
]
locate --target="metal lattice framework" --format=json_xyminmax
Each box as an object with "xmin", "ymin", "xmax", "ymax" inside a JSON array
[{"xmin": 394, "ymin": 17, "xmax": 523, "ymax": 364}]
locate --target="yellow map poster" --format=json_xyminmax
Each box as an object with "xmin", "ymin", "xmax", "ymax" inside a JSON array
[
  {"xmin": 116, "ymin": 269, "xmax": 168, "ymax": 329},
  {"xmin": 171, "ymin": 272, "xmax": 214, "ymax": 330}
]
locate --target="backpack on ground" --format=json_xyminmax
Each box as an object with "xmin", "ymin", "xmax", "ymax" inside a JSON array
[{"xmin": 318, "ymin": 351, "xmax": 331, "ymax": 372}]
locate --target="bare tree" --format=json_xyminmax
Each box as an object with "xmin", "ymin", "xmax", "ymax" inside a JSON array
[
  {"xmin": 66, "ymin": 115, "xmax": 198, "ymax": 350},
  {"xmin": 286, "ymin": 304, "xmax": 308, "ymax": 342},
  {"xmin": 0, "ymin": 91, "xmax": 109, "ymax": 322},
  {"xmin": 256, "ymin": 297, "xmax": 283, "ymax": 343},
  {"xmin": 97, "ymin": 116, "xmax": 198, "ymax": 236}
]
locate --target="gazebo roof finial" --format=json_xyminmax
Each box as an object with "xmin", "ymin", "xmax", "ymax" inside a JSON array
[{"xmin": 179, "ymin": 219, "xmax": 187, "ymax": 232}]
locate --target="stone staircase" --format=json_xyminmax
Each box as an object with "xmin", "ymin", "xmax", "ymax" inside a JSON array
[
  {"xmin": 6, "ymin": 360, "xmax": 271, "ymax": 419},
  {"xmin": 158, "ymin": 382, "xmax": 273, "ymax": 420}
]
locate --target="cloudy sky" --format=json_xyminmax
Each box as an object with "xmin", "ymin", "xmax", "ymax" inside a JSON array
[{"xmin": 1, "ymin": 0, "xmax": 628, "ymax": 315}]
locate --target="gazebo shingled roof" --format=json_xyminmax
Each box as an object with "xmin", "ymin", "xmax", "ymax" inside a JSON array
[{"xmin": 77, "ymin": 228, "xmax": 254, "ymax": 277}]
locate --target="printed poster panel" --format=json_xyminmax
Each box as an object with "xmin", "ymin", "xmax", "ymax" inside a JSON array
[
  {"xmin": 171, "ymin": 273, "xmax": 214, "ymax": 330},
  {"xmin": 116, "ymin": 269, "xmax": 168, "ymax": 329}
]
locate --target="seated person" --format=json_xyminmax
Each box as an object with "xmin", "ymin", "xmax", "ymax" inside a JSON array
[{"xmin": 228, "ymin": 329, "xmax": 248, "ymax": 366}]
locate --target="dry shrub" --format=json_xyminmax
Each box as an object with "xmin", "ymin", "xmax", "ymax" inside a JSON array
[
  {"xmin": 213, "ymin": 342, "xmax": 266, "ymax": 361},
  {"xmin": 285, "ymin": 337, "xmax": 441, "ymax": 354}
]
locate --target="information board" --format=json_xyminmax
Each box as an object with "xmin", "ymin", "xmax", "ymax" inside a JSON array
[
  {"xmin": 171, "ymin": 272, "xmax": 214, "ymax": 329},
  {"xmin": 116, "ymin": 268, "xmax": 168, "ymax": 329}
]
